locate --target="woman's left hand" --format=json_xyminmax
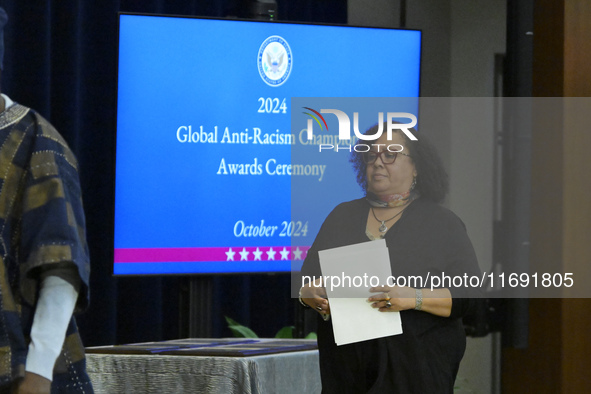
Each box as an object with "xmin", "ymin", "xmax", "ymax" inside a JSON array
[{"xmin": 368, "ymin": 286, "xmax": 415, "ymax": 312}]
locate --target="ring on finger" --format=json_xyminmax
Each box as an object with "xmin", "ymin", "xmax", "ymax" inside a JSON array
[
  {"xmin": 385, "ymin": 300, "xmax": 392, "ymax": 308},
  {"xmin": 316, "ymin": 305, "xmax": 323, "ymax": 311}
]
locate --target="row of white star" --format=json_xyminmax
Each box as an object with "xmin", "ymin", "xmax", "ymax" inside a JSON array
[{"xmin": 225, "ymin": 247, "xmax": 306, "ymax": 261}]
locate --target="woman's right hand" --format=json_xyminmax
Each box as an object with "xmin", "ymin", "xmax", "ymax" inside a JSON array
[{"xmin": 300, "ymin": 277, "xmax": 331, "ymax": 315}]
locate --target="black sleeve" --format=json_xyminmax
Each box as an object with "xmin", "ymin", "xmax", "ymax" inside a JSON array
[
  {"xmin": 442, "ymin": 213, "xmax": 483, "ymax": 319},
  {"xmin": 299, "ymin": 200, "xmax": 363, "ymax": 284},
  {"xmin": 300, "ymin": 206, "xmax": 339, "ymax": 282}
]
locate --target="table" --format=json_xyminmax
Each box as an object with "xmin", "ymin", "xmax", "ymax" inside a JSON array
[{"xmin": 86, "ymin": 338, "xmax": 321, "ymax": 394}]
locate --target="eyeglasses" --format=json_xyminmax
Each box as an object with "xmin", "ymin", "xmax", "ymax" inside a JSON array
[{"xmin": 362, "ymin": 150, "xmax": 411, "ymax": 165}]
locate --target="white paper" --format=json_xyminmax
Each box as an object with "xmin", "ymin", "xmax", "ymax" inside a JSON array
[
  {"xmin": 319, "ymin": 240, "xmax": 389, "ymax": 298},
  {"xmin": 329, "ymin": 298, "xmax": 403, "ymax": 346},
  {"xmin": 318, "ymin": 240, "xmax": 403, "ymax": 346}
]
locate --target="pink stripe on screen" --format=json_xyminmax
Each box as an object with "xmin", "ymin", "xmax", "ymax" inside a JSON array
[{"xmin": 114, "ymin": 246, "xmax": 310, "ymax": 263}]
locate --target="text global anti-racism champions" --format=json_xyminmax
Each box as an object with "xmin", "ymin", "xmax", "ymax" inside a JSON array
[{"xmin": 175, "ymin": 125, "xmax": 338, "ymax": 182}]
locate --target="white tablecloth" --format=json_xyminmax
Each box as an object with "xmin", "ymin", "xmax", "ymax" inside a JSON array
[{"xmin": 86, "ymin": 342, "xmax": 321, "ymax": 394}]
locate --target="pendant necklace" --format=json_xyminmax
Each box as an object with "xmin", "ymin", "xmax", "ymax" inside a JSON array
[{"xmin": 371, "ymin": 206, "xmax": 407, "ymax": 234}]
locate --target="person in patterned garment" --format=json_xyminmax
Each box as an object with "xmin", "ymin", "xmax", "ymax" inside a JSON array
[{"xmin": 0, "ymin": 8, "xmax": 93, "ymax": 394}]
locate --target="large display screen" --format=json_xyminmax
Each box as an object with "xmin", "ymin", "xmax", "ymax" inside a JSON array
[{"xmin": 114, "ymin": 14, "xmax": 421, "ymax": 275}]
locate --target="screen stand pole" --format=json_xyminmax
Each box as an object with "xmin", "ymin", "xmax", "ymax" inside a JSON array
[{"xmin": 180, "ymin": 276, "xmax": 213, "ymax": 338}]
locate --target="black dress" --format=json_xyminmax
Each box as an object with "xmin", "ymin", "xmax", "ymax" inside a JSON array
[{"xmin": 300, "ymin": 198, "xmax": 482, "ymax": 393}]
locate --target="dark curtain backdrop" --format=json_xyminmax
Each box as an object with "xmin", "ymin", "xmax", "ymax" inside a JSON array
[{"xmin": 0, "ymin": 0, "xmax": 346, "ymax": 346}]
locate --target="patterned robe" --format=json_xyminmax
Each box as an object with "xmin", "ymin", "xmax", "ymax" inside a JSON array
[{"xmin": 0, "ymin": 102, "xmax": 93, "ymax": 392}]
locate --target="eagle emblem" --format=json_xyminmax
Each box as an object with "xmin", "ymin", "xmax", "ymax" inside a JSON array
[{"xmin": 258, "ymin": 36, "xmax": 292, "ymax": 87}]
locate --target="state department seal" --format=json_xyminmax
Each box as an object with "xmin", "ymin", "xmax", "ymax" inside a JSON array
[{"xmin": 257, "ymin": 35, "xmax": 292, "ymax": 87}]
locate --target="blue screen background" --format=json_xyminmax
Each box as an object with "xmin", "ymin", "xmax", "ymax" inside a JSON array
[{"xmin": 115, "ymin": 15, "xmax": 421, "ymax": 275}]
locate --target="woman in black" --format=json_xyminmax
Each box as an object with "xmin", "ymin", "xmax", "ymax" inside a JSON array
[{"xmin": 300, "ymin": 124, "xmax": 481, "ymax": 393}]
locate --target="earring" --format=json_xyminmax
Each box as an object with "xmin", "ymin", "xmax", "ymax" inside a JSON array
[{"xmin": 410, "ymin": 176, "xmax": 417, "ymax": 191}]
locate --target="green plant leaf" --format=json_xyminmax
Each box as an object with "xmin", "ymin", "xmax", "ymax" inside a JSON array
[
  {"xmin": 275, "ymin": 326, "xmax": 295, "ymax": 338},
  {"xmin": 225, "ymin": 316, "xmax": 259, "ymax": 338},
  {"xmin": 224, "ymin": 316, "xmax": 240, "ymax": 326},
  {"xmin": 228, "ymin": 325, "xmax": 259, "ymax": 338},
  {"xmin": 304, "ymin": 332, "xmax": 317, "ymax": 340}
]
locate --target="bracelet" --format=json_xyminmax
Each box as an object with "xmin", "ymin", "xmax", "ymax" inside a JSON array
[
  {"xmin": 298, "ymin": 289, "xmax": 311, "ymax": 308},
  {"xmin": 414, "ymin": 288, "xmax": 423, "ymax": 311}
]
